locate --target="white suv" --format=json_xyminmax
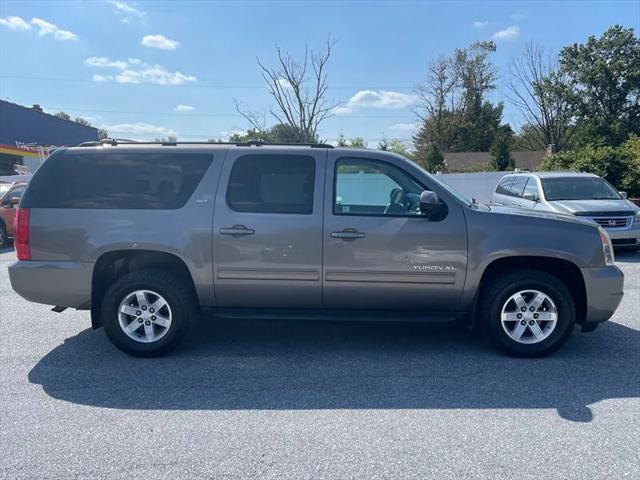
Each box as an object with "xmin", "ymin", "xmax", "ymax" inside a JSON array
[{"xmin": 491, "ymin": 172, "xmax": 640, "ymax": 250}]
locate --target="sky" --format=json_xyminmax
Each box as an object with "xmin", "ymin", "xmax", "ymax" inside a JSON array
[{"xmin": 1, "ymin": 0, "xmax": 639, "ymax": 144}]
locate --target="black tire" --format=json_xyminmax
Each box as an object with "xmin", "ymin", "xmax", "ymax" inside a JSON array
[
  {"xmin": 0, "ymin": 221, "xmax": 7, "ymax": 248},
  {"xmin": 101, "ymin": 269, "xmax": 195, "ymax": 357},
  {"xmin": 480, "ymin": 269, "xmax": 576, "ymax": 358}
]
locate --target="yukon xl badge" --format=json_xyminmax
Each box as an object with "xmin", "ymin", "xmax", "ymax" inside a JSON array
[{"xmin": 412, "ymin": 265, "xmax": 457, "ymax": 272}]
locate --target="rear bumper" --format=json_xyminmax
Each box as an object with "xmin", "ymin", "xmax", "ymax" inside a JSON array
[
  {"xmin": 8, "ymin": 260, "xmax": 92, "ymax": 308},
  {"xmin": 580, "ymin": 265, "xmax": 624, "ymax": 327}
]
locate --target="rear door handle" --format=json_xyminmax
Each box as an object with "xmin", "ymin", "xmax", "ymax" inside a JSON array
[
  {"xmin": 331, "ymin": 228, "xmax": 366, "ymax": 240},
  {"xmin": 220, "ymin": 225, "xmax": 255, "ymax": 236}
]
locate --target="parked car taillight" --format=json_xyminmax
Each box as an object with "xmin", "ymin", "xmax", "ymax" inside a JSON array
[{"xmin": 15, "ymin": 208, "xmax": 31, "ymax": 260}]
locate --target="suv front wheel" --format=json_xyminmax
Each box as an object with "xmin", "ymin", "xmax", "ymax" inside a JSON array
[
  {"xmin": 101, "ymin": 270, "xmax": 194, "ymax": 357},
  {"xmin": 481, "ymin": 269, "xmax": 576, "ymax": 357}
]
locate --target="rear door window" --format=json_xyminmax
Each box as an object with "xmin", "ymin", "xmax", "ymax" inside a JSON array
[
  {"xmin": 21, "ymin": 152, "xmax": 213, "ymax": 209},
  {"xmin": 507, "ymin": 176, "xmax": 528, "ymax": 198},
  {"xmin": 226, "ymin": 154, "xmax": 315, "ymax": 214}
]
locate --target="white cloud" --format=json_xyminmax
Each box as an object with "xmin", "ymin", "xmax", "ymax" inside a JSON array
[
  {"xmin": 221, "ymin": 129, "xmax": 248, "ymax": 139},
  {"xmin": 472, "ymin": 21, "xmax": 488, "ymax": 28},
  {"xmin": 336, "ymin": 90, "xmax": 417, "ymax": 114},
  {"xmin": 85, "ymin": 57, "xmax": 128, "ymax": 70},
  {"xmin": 175, "ymin": 104, "xmax": 194, "ymax": 112},
  {"xmin": 276, "ymin": 78, "xmax": 293, "ymax": 89},
  {"xmin": 493, "ymin": 25, "xmax": 520, "ymax": 41},
  {"xmin": 30, "ymin": 18, "xmax": 78, "ymax": 40},
  {"xmin": 115, "ymin": 65, "xmax": 195, "ymax": 85},
  {"xmin": 85, "ymin": 57, "xmax": 197, "ymax": 85},
  {"xmin": 102, "ymin": 122, "xmax": 175, "ymax": 139},
  {"xmin": 0, "ymin": 15, "xmax": 31, "ymax": 31},
  {"xmin": 390, "ymin": 123, "xmax": 419, "ymax": 132},
  {"xmin": 142, "ymin": 34, "xmax": 179, "ymax": 50},
  {"xmin": 108, "ymin": 1, "xmax": 145, "ymax": 22}
]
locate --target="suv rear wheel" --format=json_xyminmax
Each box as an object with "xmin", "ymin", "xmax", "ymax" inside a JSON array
[
  {"xmin": 481, "ymin": 269, "xmax": 576, "ymax": 357},
  {"xmin": 101, "ymin": 270, "xmax": 194, "ymax": 357}
]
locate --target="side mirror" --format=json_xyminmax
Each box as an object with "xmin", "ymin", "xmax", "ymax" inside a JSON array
[
  {"xmin": 619, "ymin": 191, "xmax": 628, "ymax": 199},
  {"xmin": 419, "ymin": 190, "xmax": 443, "ymax": 217},
  {"xmin": 523, "ymin": 193, "xmax": 538, "ymax": 202},
  {"xmin": 10, "ymin": 196, "xmax": 20, "ymax": 207}
]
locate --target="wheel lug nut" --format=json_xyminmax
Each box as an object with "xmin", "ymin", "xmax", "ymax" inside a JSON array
[
  {"xmin": 142, "ymin": 306, "xmax": 147, "ymax": 311},
  {"xmin": 136, "ymin": 310, "xmax": 141, "ymax": 315},
  {"xmin": 520, "ymin": 320, "xmax": 526, "ymax": 325},
  {"xmin": 149, "ymin": 308, "xmax": 155, "ymax": 313},
  {"xmin": 533, "ymin": 314, "xmax": 539, "ymax": 319},
  {"xmin": 138, "ymin": 318, "xmax": 143, "ymax": 323},
  {"xmin": 151, "ymin": 315, "xmax": 156, "ymax": 321},
  {"xmin": 529, "ymin": 307, "xmax": 535, "ymax": 312},
  {"xmin": 529, "ymin": 320, "xmax": 535, "ymax": 325},
  {"xmin": 521, "ymin": 307, "xmax": 526, "ymax": 312},
  {"xmin": 517, "ymin": 313, "xmax": 522, "ymax": 319},
  {"xmin": 145, "ymin": 320, "xmax": 151, "ymax": 325}
]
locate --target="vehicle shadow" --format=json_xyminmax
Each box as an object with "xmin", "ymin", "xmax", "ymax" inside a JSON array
[{"xmin": 28, "ymin": 316, "xmax": 640, "ymax": 422}]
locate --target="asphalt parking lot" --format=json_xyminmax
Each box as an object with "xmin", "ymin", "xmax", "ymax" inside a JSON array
[{"xmin": 0, "ymin": 247, "xmax": 638, "ymax": 480}]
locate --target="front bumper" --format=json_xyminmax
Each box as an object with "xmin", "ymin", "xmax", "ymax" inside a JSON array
[
  {"xmin": 9, "ymin": 260, "xmax": 93, "ymax": 308},
  {"xmin": 603, "ymin": 223, "xmax": 640, "ymax": 249},
  {"xmin": 580, "ymin": 265, "xmax": 624, "ymax": 328}
]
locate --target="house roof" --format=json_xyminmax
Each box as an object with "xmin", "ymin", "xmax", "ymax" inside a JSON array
[
  {"xmin": 0, "ymin": 100, "xmax": 99, "ymax": 147},
  {"xmin": 443, "ymin": 150, "xmax": 547, "ymax": 171}
]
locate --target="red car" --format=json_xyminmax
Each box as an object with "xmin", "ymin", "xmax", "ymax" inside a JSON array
[{"xmin": 0, "ymin": 181, "xmax": 28, "ymax": 247}]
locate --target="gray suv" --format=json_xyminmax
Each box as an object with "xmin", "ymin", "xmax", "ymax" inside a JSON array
[
  {"xmin": 491, "ymin": 172, "xmax": 640, "ymax": 250},
  {"xmin": 9, "ymin": 142, "xmax": 624, "ymax": 357}
]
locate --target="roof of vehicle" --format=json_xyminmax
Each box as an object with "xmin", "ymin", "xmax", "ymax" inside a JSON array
[
  {"xmin": 66, "ymin": 139, "xmax": 388, "ymax": 158},
  {"xmin": 503, "ymin": 171, "xmax": 600, "ymax": 179}
]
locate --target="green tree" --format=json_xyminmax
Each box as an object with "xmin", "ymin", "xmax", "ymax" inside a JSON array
[
  {"xmin": 154, "ymin": 135, "xmax": 178, "ymax": 142},
  {"xmin": 421, "ymin": 143, "xmax": 445, "ymax": 172},
  {"xmin": 378, "ymin": 137, "xmax": 413, "ymax": 158},
  {"xmin": 74, "ymin": 117, "xmax": 92, "ymax": 127},
  {"xmin": 348, "ymin": 137, "xmax": 367, "ymax": 148},
  {"xmin": 228, "ymin": 124, "xmax": 317, "ymax": 143},
  {"xmin": 335, "ymin": 134, "xmax": 348, "ymax": 147},
  {"xmin": 560, "ymin": 25, "xmax": 640, "ymax": 146},
  {"xmin": 98, "ymin": 128, "xmax": 109, "ymax": 140},
  {"xmin": 54, "ymin": 111, "xmax": 71, "ymax": 121},
  {"xmin": 539, "ymin": 144, "xmax": 629, "ymax": 191},
  {"xmin": 414, "ymin": 41, "xmax": 508, "ymax": 153},
  {"xmin": 489, "ymin": 131, "xmax": 515, "ymax": 171}
]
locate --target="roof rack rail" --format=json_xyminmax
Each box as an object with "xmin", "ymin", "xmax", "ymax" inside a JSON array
[{"xmin": 77, "ymin": 138, "xmax": 334, "ymax": 148}]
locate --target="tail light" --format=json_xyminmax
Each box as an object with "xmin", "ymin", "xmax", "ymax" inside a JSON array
[{"xmin": 15, "ymin": 208, "xmax": 31, "ymax": 260}]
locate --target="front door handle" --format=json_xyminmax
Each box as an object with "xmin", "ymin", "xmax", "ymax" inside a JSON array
[
  {"xmin": 220, "ymin": 225, "xmax": 255, "ymax": 236},
  {"xmin": 331, "ymin": 228, "xmax": 366, "ymax": 240}
]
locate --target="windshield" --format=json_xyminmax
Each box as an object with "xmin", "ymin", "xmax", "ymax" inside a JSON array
[
  {"xmin": 541, "ymin": 177, "xmax": 621, "ymax": 201},
  {"xmin": 423, "ymin": 171, "xmax": 474, "ymax": 206}
]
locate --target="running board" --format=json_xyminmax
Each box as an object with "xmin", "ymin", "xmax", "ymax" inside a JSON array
[{"xmin": 202, "ymin": 307, "xmax": 465, "ymax": 324}]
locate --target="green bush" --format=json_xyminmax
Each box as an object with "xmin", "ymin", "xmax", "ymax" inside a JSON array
[{"xmin": 539, "ymin": 137, "xmax": 640, "ymax": 197}]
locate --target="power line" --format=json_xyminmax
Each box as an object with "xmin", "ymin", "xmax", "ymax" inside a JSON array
[
  {"xmin": 0, "ymin": 74, "xmax": 416, "ymax": 91},
  {"xmin": 39, "ymin": 105, "xmax": 416, "ymax": 120}
]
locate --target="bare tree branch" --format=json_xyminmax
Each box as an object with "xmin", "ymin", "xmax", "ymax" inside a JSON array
[
  {"xmin": 237, "ymin": 38, "xmax": 339, "ymax": 142},
  {"xmin": 504, "ymin": 43, "xmax": 575, "ymax": 151}
]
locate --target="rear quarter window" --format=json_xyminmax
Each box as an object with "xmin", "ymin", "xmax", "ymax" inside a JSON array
[
  {"xmin": 21, "ymin": 151, "xmax": 213, "ymax": 209},
  {"xmin": 495, "ymin": 177, "xmax": 515, "ymax": 195}
]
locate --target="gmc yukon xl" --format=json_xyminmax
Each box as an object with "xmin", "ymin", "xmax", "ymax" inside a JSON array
[{"xmin": 9, "ymin": 142, "xmax": 624, "ymax": 357}]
